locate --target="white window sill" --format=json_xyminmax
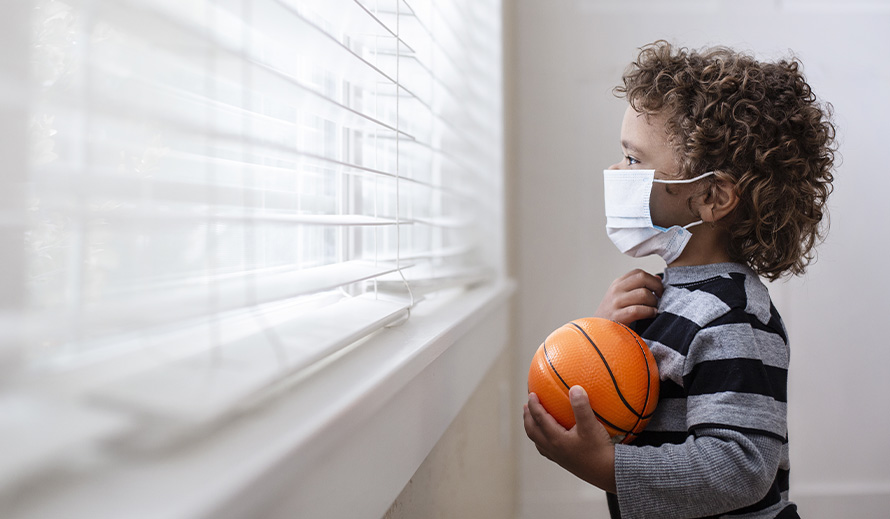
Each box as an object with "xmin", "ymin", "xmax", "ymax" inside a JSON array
[{"xmin": 5, "ymin": 279, "xmax": 515, "ymax": 519}]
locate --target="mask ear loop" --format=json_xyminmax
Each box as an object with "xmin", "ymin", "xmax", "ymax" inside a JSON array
[
  {"xmin": 651, "ymin": 170, "xmax": 716, "ymax": 185},
  {"xmin": 653, "ymin": 171, "xmax": 717, "ymax": 230}
]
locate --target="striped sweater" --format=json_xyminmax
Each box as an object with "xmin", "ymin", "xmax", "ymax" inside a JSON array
[{"xmin": 608, "ymin": 263, "xmax": 798, "ymax": 519}]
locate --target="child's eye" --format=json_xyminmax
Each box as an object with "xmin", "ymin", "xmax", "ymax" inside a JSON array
[{"xmin": 625, "ymin": 155, "xmax": 640, "ymax": 166}]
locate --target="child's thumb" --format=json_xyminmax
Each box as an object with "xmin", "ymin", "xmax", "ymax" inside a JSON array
[{"xmin": 569, "ymin": 386, "xmax": 598, "ymax": 431}]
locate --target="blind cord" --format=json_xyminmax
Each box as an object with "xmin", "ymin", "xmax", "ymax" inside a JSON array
[
  {"xmin": 241, "ymin": 0, "xmax": 287, "ymax": 368},
  {"xmin": 393, "ymin": 0, "xmax": 416, "ymax": 315}
]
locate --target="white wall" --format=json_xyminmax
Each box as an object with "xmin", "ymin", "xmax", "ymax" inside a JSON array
[
  {"xmin": 382, "ymin": 350, "xmax": 517, "ymax": 519},
  {"xmin": 511, "ymin": 1, "xmax": 890, "ymax": 518}
]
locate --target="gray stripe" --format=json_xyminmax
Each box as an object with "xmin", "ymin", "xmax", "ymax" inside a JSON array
[
  {"xmin": 744, "ymin": 272, "xmax": 773, "ymax": 325},
  {"xmin": 646, "ymin": 397, "xmax": 688, "ymax": 431},
  {"xmin": 683, "ymin": 324, "xmax": 789, "ymax": 372},
  {"xmin": 779, "ymin": 442, "xmax": 790, "ymax": 470},
  {"xmin": 648, "ymin": 341, "xmax": 685, "ymax": 386},
  {"xmin": 659, "ymin": 286, "xmax": 730, "ymax": 327},
  {"xmin": 687, "ymin": 392, "xmax": 787, "ymax": 438}
]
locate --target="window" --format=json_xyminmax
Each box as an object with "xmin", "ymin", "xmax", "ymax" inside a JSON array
[{"xmin": 0, "ymin": 0, "xmax": 504, "ymax": 497}]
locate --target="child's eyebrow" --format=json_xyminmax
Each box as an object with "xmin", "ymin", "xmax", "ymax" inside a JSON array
[{"xmin": 621, "ymin": 140, "xmax": 643, "ymax": 155}]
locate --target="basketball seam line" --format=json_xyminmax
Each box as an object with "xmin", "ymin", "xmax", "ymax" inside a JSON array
[
  {"xmin": 569, "ymin": 322, "xmax": 648, "ymax": 421},
  {"xmin": 542, "ymin": 343, "xmax": 571, "ymax": 390},
  {"xmin": 615, "ymin": 321, "xmax": 653, "ymax": 435},
  {"xmin": 617, "ymin": 323, "xmax": 656, "ymax": 417},
  {"xmin": 592, "ymin": 409, "xmax": 632, "ymax": 434},
  {"xmin": 544, "ymin": 342, "xmax": 632, "ymax": 434}
]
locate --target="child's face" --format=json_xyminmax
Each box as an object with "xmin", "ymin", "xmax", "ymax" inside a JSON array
[{"xmin": 607, "ymin": 105, "xmax": 701, "ymax": 228}]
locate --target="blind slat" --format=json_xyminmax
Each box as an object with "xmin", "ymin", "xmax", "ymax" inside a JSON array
[
  {"xmin": 84, "ymin": 260, "xmax": 408, "ymax": 330},
  {"xmin": 90, "ymin": 294, "xmax": 410, "ymax": 441},
  {"xmin": 27, "ymin": 198, "xmax": 416, "ymax": 226},
  {"xmin": 64, "ymin": 0, "xmax": 417, "ymax": 136},
  {"xmin": 23, "ymin": 261, "xmax": 411, "ymax": 350},
  {"xmin": 35, "ymin": 155, "xmax": 474, "ymax": 204},
  {"xmin": 375, "ymin": 265, "xmax": 493, "ymax": 297},
  {"xmin": 375, "ymin": 244, "xmax": 474, "ymax": 261},
  {"xmin": 39, "ymin": 62, "xmax": 415, "ymax": 142}
]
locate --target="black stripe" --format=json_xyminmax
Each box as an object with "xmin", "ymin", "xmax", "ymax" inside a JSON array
[
  {"xmin": 728, "ymin": 476, "xmax": 782, "ymax": 515},
  {"xmin": 542, "ymin": 343, "xmax": 570, "ymax": 390},
  {"xmin": 629, "ymin": 316, "xmax": 655, "ymax": 336},
  {"xmin": 685, "ymin": 358, "xmax": 788, "ymax": 402},
  {"xmin": 639, "ymin": 312, "xmax": 700, "ymax": 356},
  {"xmin": 777, "ymin": 468, "xmax": 790, "ymax": 493},
  {"xmin": 706, "ymin": 307, "xmax": 788, "ymax": 345},
  {"xmin": 693, "ymin": 273, "xmax": 748, "ymax": 309},
  {"xmin": 775, "ymin": 503, "xmax": 800, "ymax": 519},
  {"xmin": 705, "ymin": 306, "xmax": 752, "ymax": 327},
  {"xmin": 606, "ymin": 492, "xmax": 621, "ymax": 519},
  {"xmin": 689, "ymin": 423, "xmax": 787, "ymax": 442},
  {"xmin": 631, "ymin": 430, "xmax": 689, "ymax": 447},
  {"xmin": 767, "ymin": 301, "xmax": 789, "ymax": 344},
  {"xmin": 569, "ymin": 322, "xmax": 648, "ymax": 420},
  {"xmin": 728, "ymin": 271, "xmax": 749, "ymax": 298},
  {"xmin": 659, "ymin": 379, "xmax": 686, "ymax": 399}
]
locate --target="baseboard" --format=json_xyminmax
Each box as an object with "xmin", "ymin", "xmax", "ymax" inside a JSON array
[
  {"xmin": 794, "ymin": 482, "xmax": 890, "ymax": 519},
  {"xmin": 519, "ymin": 483, "xmax": 890, "ymax": 519}
]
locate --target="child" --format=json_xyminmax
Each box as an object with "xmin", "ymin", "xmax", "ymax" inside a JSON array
[{"xmin": 523, "ymin": 41, "xmax": 836, "ymax": 519}]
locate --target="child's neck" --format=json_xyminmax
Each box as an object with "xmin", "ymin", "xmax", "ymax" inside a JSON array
[{"xmin": 668, "ymin": 226, "xmax": 733, "ymax": 268}]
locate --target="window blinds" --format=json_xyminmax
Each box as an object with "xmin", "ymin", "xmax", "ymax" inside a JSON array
[{"xmin": 0, "ymin": 0, "xmax": 503, "ymax": 486}]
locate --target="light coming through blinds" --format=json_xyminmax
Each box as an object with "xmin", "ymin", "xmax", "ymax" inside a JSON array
[{"xmin": 0, "ymin": 0, "xmax": 503, "ymax": 488}]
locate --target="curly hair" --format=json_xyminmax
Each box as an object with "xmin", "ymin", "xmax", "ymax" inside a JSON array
[{"xmin": 615, "ymin": 41, "xmax": 837, "ymax": 280}]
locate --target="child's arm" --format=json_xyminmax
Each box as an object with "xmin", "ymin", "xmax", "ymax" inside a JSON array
[
  {"xmin": 524, "ymin": 388, "xmax": 783, "ymax": 518},
  {"xmin": 523, "ymin": 386, "xmax": 616, "ymax": 493},
  {"xmin": 612, "ymin": 428, "xmax": 783, "ymax": 518}
]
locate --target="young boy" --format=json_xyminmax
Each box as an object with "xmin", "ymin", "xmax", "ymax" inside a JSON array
[{"xmin": 523, "ymin": 41, "xmax": 836, "ymax": 519}]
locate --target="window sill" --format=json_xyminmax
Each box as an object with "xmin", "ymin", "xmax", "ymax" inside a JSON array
[{"xmin": 6, "ymin": 279, "xmax": 515, "ymax": 519}]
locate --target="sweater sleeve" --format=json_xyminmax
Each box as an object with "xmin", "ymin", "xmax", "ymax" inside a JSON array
[{"xmin": 614, "ymin": 428, "xmax": 783, "ymax": 519}]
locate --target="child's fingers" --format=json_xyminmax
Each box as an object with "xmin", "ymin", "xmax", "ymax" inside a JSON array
[
  {"xmin": 615, "ymin": 286, "xmax": 660, "ymax": 311},
  {"xmin": 614, "ymin": 304, "xmax": 658, "ymax": 324},
  {"xmin": 523, "ymin": 397, "xmax": 549, "ymax": 448},
  {"xmin": 617, "ymin": 269, "xmax": 664, "ymax": 297},
  {"xmin": 525, "ymin": 393, "xmax": 565, "ymax": 439},
  {"xmin": 598, "ymin": 270, "xmax": 663, "ymax": 324}
]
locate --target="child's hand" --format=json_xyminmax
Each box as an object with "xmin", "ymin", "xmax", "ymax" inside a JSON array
[
  {"xmin": 523, "ymin": 386, "xmax": 617, "ymax": 493},
  {"xmin": 595, "ymin": 269, "xmax": 663, "ymax": 324}
]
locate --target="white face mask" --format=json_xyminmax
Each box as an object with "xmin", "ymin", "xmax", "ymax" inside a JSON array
[{"xmin": 602, "ymin": 169, "xmax": 715, "ymax": 264}]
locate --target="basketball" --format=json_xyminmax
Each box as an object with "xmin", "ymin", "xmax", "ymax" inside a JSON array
[{"xmin": 527, "ymin": 317, "xmax": 659, "ymax": 444}]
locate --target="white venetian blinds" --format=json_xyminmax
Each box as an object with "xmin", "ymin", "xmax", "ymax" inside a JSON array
[{"xmin": 0, "ymin": 0, "xmax": 503, "ymax": 484}]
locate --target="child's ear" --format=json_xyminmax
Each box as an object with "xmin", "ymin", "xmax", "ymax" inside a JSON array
[{"xmin": 699, "ymin": 173, "xmax": 739, "ymax": 223}]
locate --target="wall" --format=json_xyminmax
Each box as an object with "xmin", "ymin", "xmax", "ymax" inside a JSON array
[
  {"xmin": 512, "ymin": 1, "xmax": 890, "ymax": 518},
  {"xmin": 382, "ymin": 350, "xmax": 518, "ymax": 519}
]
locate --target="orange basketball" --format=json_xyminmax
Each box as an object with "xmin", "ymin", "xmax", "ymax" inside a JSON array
[{"xmin": 527, "ymin": 317, "xmax": 659, "ymax": 444}]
